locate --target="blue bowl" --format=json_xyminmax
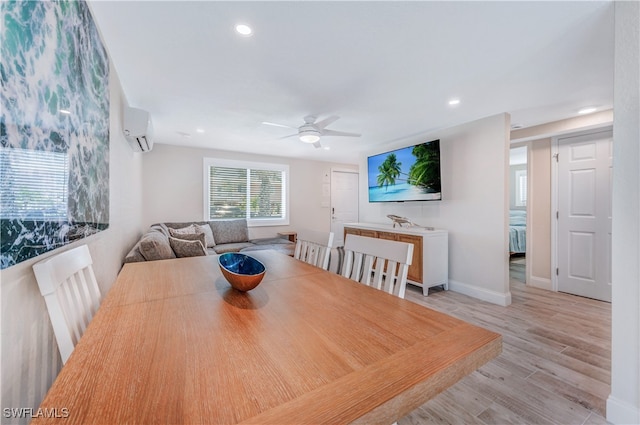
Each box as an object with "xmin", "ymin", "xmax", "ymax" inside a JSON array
[{"xmin": 218, "ymin": 252, "xmax": 266, "ymax": 292}]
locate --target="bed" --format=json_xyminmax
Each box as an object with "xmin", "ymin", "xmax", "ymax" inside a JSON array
[{"xmin": 509, "ymin": 210, "xmax": 526, "ymax": 254}]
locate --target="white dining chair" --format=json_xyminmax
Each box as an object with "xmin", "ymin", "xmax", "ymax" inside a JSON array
[
  {"xmin": 294, "ymin": 229, "xmax": 335, "ymax": 270},
  {"xmin": 32, "ymin": 244, "xmax": 102, "ymax": 364},
  {"xmin": 342, "ymin": 234, "xmax": 414, "ymax": 299}
]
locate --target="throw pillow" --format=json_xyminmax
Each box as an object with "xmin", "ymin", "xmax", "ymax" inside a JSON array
[
  {"xmin": 168, "ymin": 225, "xmax": 197, "ymax": 237},
  {"xmin": 139, "ymin": 232, "xmax": 176, "ymax": 261},
  {"xmin": 169, "ymin": 237, "xmax": 208, "ymax": 258},
  {"xmin": 169, "ymin": 231, "xmax": 207, "ymax": 250},
  {"xmin": 194, "ymin": 224, "xmax": 215, "ymax": 247}
]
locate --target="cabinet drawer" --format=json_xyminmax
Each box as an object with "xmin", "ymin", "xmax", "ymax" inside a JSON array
[
  {"xmin": 344, "ymin": 227, "xmax": 378, "ymax": 240},
  {"xmin": 358, "ymin": 229, "xmax": 378, "ymax": 238},
  {"xmin": 378, "ymin": 231, "xmax": 398, "ymax": 241}
]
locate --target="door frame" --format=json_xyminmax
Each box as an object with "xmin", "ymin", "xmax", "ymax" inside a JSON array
[
  {"xmin": 509, "ymin": 142, "xmax": 530, "ymax": 286},
  {"xmin": 550, "ymin": 125, "xmax": 613, "ymax": 292}
]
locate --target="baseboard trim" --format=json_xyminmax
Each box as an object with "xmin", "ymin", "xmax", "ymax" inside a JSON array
[
  {"xmin": 448, "ymin": 280, "xmax": 512, "ymax": 306},
  {"xmin": 606, "ymin": 395, "xmax": 640, "ymax": 424},
  {"xmin": 527, "ymin": 276, "xmax": 552, "ymax": 291}
]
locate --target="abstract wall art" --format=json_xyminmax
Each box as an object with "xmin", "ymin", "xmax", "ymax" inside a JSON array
[{"xmin": 0, "ymin": 0, "xmax": 110, "ymax": 269}]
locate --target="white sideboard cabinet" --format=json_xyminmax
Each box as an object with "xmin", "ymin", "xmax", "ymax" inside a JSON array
[{"xmin": 343, "ymin": 222, "xmax": 448, "ymax": 296}]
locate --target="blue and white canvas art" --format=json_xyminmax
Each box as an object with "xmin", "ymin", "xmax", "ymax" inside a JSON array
[{"xmin": 0, "ymin": 0, "xmax": 110, "ymax": 269}]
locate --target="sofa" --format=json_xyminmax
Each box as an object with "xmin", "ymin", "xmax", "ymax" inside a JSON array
[{"xmin": 124, "ymin": 219, "xmax": 295, "ymax": 263}]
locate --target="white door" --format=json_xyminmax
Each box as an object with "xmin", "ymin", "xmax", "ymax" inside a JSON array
[
  {"xmin": 557, "ymin": 129, "xmax": 612, "ymax": 301},
  {"xmin": 330, "ymin": 170, "xmax": 359, "ymax": 246}
]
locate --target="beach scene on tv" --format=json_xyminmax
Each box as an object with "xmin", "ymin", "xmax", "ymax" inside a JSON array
[{"xmin": 368, "ymin": 140, "xmax": 442, "ymax": 202}]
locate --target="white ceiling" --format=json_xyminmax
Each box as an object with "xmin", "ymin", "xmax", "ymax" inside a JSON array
[{"xmin": 89, "ymin": 1, "xmax": 614, "ymax": 164}]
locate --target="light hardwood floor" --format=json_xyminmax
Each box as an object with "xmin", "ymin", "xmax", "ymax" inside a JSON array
[{"xmin": 400, "ymin": 257, "xmax": 611, "ymax": 425}]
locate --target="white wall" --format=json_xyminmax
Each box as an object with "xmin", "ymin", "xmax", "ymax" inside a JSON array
[
  {"xmin": 359, "ymin": 113, "xmax": 511, "ymax": 306},
  {"xmin": 140, "ymin": 144, "xmax": 357, "ymax": 238},
  {"xmin": 607, "ymin": 1, "xmax": 640, "ymax": 423},
  {"xmin": 0, "ymin": 66, "xmax": 143, "ymax": 423}
]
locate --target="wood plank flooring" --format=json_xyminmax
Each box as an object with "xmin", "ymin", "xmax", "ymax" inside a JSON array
[{"xmin": 399, "ymin": 257, "xmax": 611, "ymax": 425}]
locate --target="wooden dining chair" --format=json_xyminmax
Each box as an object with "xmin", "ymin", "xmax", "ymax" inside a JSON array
[
  {"xmin": 32, "ymin": 244, "xmax": 102, "ymax": 364},
  {"xmin": 342, "ymin": 234, "xmax": 414, "ymax": 299},
  {"xmin": 294, "ymin": 229, "xmax": 335, "ymax": 270}
]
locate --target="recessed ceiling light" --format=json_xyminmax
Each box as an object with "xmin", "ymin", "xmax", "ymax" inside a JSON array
[
  {"xmin": 235, "ymin": 24, "xmax": 252, "ymax": 36},
  {"xmin": 578, "ymin": 107, "xmax": 597, "ymax": 115},
  {"xmin": 448, "ymin": 98, "xmax": 460, "ymax": 106},
  {"xmin": 59, "ymin": 109, "xmax": 71, "ymax": 115},
  {"xmin": 511, "ymin": 123, "xmax": 523, "ymax": 129},
  {"xmin": 196, "ymin": 128, "xmax": 205, "ymax": 134},
  {"xmin": 323, "ymin": 146, "xmax": 331, "ymax": 151}
]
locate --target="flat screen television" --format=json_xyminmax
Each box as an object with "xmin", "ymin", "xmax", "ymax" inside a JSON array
[{"xmin": 367, "ymin": 139, "xmax": 441, "ymax": 202}]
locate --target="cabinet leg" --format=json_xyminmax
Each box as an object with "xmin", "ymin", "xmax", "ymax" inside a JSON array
[{"xmin": 422, "ymin": 286, "xmax": 429, "ymax": 296}]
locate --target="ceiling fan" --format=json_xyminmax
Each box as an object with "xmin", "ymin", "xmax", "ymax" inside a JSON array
[{"xmin": 262, "ymin": 115, "xmax": 361, "ymax": 148}]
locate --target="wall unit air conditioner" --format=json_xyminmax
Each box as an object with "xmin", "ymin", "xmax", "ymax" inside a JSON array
[{"xmin": 123, "ymin": 107, "xmax": 154, "ymax": 152}]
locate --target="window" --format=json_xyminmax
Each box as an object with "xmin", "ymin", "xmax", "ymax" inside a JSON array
[
  {"xmin": 203, "ymin": 158, "xmax": 289, "ymax": 226},
  {"xmin": 515, "ymin": 169, "xmax": 527, "ymax": 207},
  {"xmin": 0, "ymin": 147, "xmax": 69, "ymax": 220}
]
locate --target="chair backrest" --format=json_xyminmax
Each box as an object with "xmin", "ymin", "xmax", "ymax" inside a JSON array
[
  {"xmin": 294, "ymin": 229, "xmax": 335, "ymax": 270},
  {"xmin": 32, "ymin": 245, "xmax": 102, "ymax": 364},
  {"xmin": 341, "ymin": 234, "xmax": 414, "ymax": 299}
]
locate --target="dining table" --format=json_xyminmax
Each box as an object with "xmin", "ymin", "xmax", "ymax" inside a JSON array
[{"xmin": 32, "ymin": 249, "xmax": 501, "ymax": 424}]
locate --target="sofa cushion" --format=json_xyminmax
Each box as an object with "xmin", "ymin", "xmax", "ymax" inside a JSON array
[
  {"xmin": 149, "ymin": 224, "xmax": 170, "ymax": 237},
  {"xmin": 240, "ymin": 244, "xmax": 295, "ymax": 256},
  {"xmin": 250, "ymin": 237, "xmax": 293, "ymax": 245},
  {"xmin": 212, "ymin": 242, "xmax": 255, "ymax": 254},
  {"xmin": 210, "ymin": 219, "xmax": 248, "ymax": 244},
  {"xmin": 169, "ymin": 237, "xmax": 207, "ymax": 258},
  {"xmin": 139, "ymin": 232, "xmax": 176, "ymax": 261}
]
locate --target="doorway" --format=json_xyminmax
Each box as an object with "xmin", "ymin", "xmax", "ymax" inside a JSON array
[
  {"xmin": 330, "ymin": 169, "xmax": 359, "ymax": 247},
  {"xmin": 553, "ymin": 128, "xmax": 612, "ymax": 302},
  {"xmin": 509, "ymin": 146, "xmax": 528, "ymax": 284}
]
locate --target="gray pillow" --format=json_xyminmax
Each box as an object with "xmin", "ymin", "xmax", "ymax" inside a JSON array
[
  {"xmin": 169, "ymin": 237, "xmax": 208, "ymax": 258},
  {"xmin": 210, "ymin": 219, "xmax": 248, "ymax": 244},
  {"xmin": 194, "ymin": 224, "xmax": 215, "ymax": 247},
  {"xmin": 168, "ymin": 225, "xmax": 197, "ymax": 237},
  {"xmin": 168, "ymin": 231, "xmax": 207, "ymax": 249},
  {"xmin": 139, "ymin": 232, "xmax": 176, "ymax": 261}
]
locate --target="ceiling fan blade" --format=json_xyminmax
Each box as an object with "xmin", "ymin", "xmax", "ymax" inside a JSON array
[
  {"xmin": 322, "ymin": 129, "xmax": 361, "ymax": 138},
  {"xmin": 312, "ymin": 141, "xmax": 322, "ymax": 149},
  {"xmin": 262, "ymin": 121, "xmax": 296, "ymax": 129},
  {"xmin": 314, "ymin": 115, "xmax": 340, "ymax": 129},
  {"xmin": 276, "ymin": 133, "xmax": 298, "ymax": 140}
]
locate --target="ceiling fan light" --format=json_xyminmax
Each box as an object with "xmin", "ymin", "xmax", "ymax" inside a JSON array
[
  {"xmin": 235, "ymin": 24, "xmax": 252, "ymax": 36},
  {"xmin": 299, "ymin": 131, "xmax": 320, "ymax": 144}
]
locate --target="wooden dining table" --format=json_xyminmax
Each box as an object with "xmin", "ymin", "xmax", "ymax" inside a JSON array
[{"xmin": 33, "ymin": 250, "xmax": 501, "ymax": 424}]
